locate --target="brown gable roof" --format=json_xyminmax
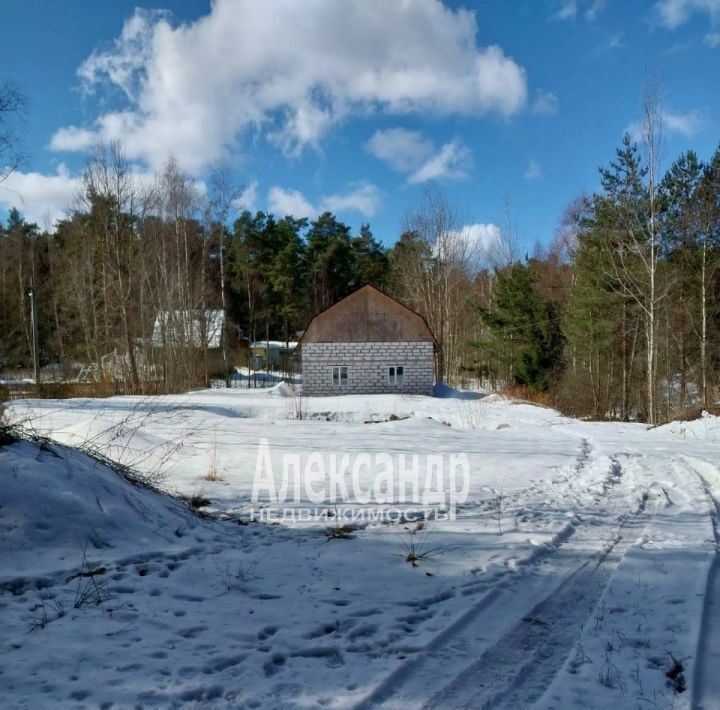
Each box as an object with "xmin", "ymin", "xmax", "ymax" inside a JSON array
[{"xmin": 298, "ymin": 284, "xmax": 438, "ymax": 348}]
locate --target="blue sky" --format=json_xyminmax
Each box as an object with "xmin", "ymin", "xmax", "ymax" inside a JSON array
[{"xmin": 1, "ymin": 0, "xmax": 718, "ymax": 252}]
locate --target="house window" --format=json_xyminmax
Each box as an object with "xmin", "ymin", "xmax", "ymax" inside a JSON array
[
  {"xmin": 332, "ymin": 366, "xmax": 348, "ymax": 386},
  {"xmin": 388, "ymin": 365, "xmax": 404, "ymax": 385}
]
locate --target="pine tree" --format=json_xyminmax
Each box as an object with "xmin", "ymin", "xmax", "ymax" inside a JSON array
[
  {"xmin": 352, "ymin": 223, "xmax": 389, "ymax": 288},
  {"xmin": 659, "ymin": 150, "xmax": 703, "ymax": 408},
  {"xmin": 479, "ymin": 263, "xmax": 564, "ymax": 391}
]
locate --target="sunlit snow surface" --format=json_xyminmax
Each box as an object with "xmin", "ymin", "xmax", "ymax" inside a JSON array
[{"xmin": 2, "ymin": 388, "xmax": 719, "ymax": 708}]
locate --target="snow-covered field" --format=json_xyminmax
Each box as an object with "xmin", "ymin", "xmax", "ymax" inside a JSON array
[{"xmin": 2, "ymin": 388, "xmax": 720, "ymax": 709}]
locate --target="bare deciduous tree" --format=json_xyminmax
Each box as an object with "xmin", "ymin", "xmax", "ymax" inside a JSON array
[
  {"xmin": 395, "ymin": 188, "xmax": 481, "ymax": 384},
  {"xmin": 0, "ymin": 81, "xmax": 25, "ymax": 184}
]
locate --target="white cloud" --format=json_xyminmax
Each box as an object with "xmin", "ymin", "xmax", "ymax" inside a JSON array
[
  {"xmin": 456, "ymin": 223, "xmax": 502, "ymax": 254},
  {"xmin": 233, "ymin": 180, "xmax": 259, "ymax": 212},
  {"xmin": 553, "ymin": 0, "xmax": 606, "ymax": 21},
  {"xmin": 585, "ymin": 0, "xmax": 607, "ymax": 20},
  {"xmin": 705, "ymin": 30, "xmax": 720, "ymax": 44},
  {"xmin": 554, "ymin": 1, "xmax": 578, "ymax": 20},
  {"xmin": 593, "ymin": 31, "xmax": 624, "ymax": 54},
  {"xmin": 524, "ymin": 159, "xmax": 542, "ymax": 180},
  {"xmin": 656, "ymin": 0, "xmax": 720, "ymax": 28},
  {"xmin": 78, "ymin": 8, "xmax": 164, "ymax": 100},
  {"xmin": 50, "ymin": 0, "xmax": 527, "ymax": 173},
  {"xmin": 0, "ymin": 164, "xmax": 80, "ymax": 228},
  {"xmin": 322, "ymin": 182, "xmax": 381, "ymax": 217},
  {"xmin": 531, "ymin": 90, "xmax": 559, "ymax": 115},
  {"xmin": 407, "ymin": 140, "xmax": 472, "ymax": 184},
  {"xmin": 605, "ymin": 32, "xmax": 624, "ymax": 50},
  {"xmin": 267, "ymin": 187, "xmax": 316, "ymax": 220},
  {"xmin": 626, "ymin": 109, "xmax": 704, "ymax": 141},
  {"xmin": 366, "ymin": 128, "xmax": 471, "ymax": 184},
  {"xmin": 436, "ymin": 223, "xmax": 502, "ymax": 264},
  {"xmin": 267, "ymin": 182, "xmax": 381, "ymax": 219},
  {"xmin": 365, "ymin": 129, "xmax": 434, "ymax": 173},
  {"xmin": 49, "ymin": 126, "xmax": 98, "ymax": 152},
  {"xmin": 663, "ymin": 109, "xmax": 705, "ymax": 136}
]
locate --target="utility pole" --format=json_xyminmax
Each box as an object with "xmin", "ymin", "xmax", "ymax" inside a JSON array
[
  {"xmin": 26, "ymin": 283, "xmax": 40, "ymax": 384},
  {"xmin": 266, "ymin": 322, "xmax": 270, "ymax": 378}
]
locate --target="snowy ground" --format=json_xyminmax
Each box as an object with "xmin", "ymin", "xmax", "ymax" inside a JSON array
[{"xmin": 2, "ymin": 388, "xmax": 720, "ymax": 709}]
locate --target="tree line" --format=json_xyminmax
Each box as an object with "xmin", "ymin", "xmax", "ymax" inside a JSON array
[
  {"xmin": 475, "ymin": 91, "xmax": 720, "ymax": 424},
  {"xmin": 1, "ymin": 89, "xmax": 719, "ymax": 422},
  {"xmin": 0, "ymin": 145, "xmax": 394, "ymax": 389}
]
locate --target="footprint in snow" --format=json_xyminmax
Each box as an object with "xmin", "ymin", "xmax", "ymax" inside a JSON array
[
  {"xmin": 172, "ymin": 593, "xmax": 204, "ymax": 602},
  {"xmin": 347, "ymin": 623, "xmax": 378, "ymax": 641},
  {"xmin": 293, "ymin": 647, "xmax": 344, "ymax": 667},
  {"xmin": 201, "ymin": 654, "xmax": 245, "ymax": 674},
  {"xmin": 263, "ymin": 653, "xmax": 286, "ymax": 677},
  {"xmin": 178, "ymin": 625, "xmax": 207, "ymax": 638},
  {"xmin": 257, "ymin": 625, "xmax": 278, "ymax": 640}
]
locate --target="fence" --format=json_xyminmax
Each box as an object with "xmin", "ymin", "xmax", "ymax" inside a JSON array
[{"xmin": 0, "ymin": 380, "xmax": 196, "ymax": 404}]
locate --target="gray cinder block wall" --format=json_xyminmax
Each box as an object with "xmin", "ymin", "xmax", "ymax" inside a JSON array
[{"xmin": 301, "ymin": 341, "xmax": 434, "ymax": 396}]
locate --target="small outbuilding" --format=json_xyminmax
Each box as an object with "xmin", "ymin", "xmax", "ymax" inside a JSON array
[{"xmin": 299, "ymin": 285, "xmax": 438, "ymax": 396}]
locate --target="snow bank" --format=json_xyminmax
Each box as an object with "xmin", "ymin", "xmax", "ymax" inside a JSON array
[
  {"xmin": 657, "ymin": 410, "xmax": 720, "ymax": 441},
  {"xmin": 0, "ymin": 439, "xmax": 203, "ymax": 582},
  {"xmin": 432, "ymin": 382, "xmax": 486, "ymax": 399},
  {"xmin": 268, "ymin": 381, "xmax": 293, "ymax": 397}
]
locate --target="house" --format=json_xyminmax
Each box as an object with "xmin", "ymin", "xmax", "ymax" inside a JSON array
[
  {"xmin": 151, "ymin": 309, "xmax": 227, "ymax": 350},
  {"xmin": 150, "ymin": 309, "xmax": 241, "ymax": 376},
  {"xmin": 249, "ymin": 340, "xmax": 299, "ymax": 372},
  {"xmin": 299, "ymin": 285, "xmax": 438, "ymax": 396}
]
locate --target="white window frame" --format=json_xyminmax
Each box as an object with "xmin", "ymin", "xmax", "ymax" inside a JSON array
[
  {"xmin": 388, "ymin": 365, "xmax": 404, "ymax": 385},
  {"xmin": 331, "ymin": 366, "xmax": 348, "ymax": 387}
]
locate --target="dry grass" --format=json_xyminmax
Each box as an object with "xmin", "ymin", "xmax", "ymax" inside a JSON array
[
  {"xmin": 501, "ymin": 385, "xmax": 557, "ymax": 408},
  {"xmin": 665, "ymin": 403, "xmax": 720, "ymax": 423}
]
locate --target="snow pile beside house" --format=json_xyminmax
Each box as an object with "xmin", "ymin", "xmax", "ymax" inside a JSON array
[{"xmin": 432, "ymin": 382, "xmax": 486, "ymax": 399}]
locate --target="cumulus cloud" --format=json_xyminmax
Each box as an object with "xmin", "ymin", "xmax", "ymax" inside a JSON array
[
  {"xmin": 0, "ymin": 164, "xmax": 80, "ymax": 228},
  {"xmin": 626, "ymin": 109, "xmax": 704, "ymax": 141},
  {"xmin": 704, "ymin": 30, "xmax": 720, "ymax": 44},
  {"xmin": 365, "ymin": 129, "xmax": 435, "ymax": 173},
  {"xmin": 524, "ymin": 159, "xmax": 543, "ymax": 180},
  {"xmin": 49, "ymin": 126, "xmax": 98, "ymax": 152},
  {"xmin": 455, "ymin": 223, "xmax": 502, "ymax": 255},
  {"xmin": 656, "ymin": 0, "xmax": 720, "ymax": 28},
  {"xmin": 267, "ymin": 187, "xmax": 316, "ymax": 220},
  {"xmin": 78, "ymin": 8, "xmax": 163, "ymax": 100},
  {"xmin": 408, "ymin": 140, "xmax": 472, "ymax": 184},
  {"xmin": 233, "ymin": 180, "xmax": 259, "ymax": 212},
  {"xmin": 50, "ymin": 0, "xmax": 527, "ymax": 173},
  {"xmin": 531, "ymin": 90, "xmax": 559, "ymax": 115},
  {"xmin": 436, "ymin": 223, "xmax": 502, "ymax": 264},
  {"xmin": 322, "ymin": 183, "xmax": 381, "ymax": 217},
  {"xmin": 267, "ymin": 182, "xmax": 381, "ymax": 219},
  {"xmin": 366, "ymin": 128, "xmax": 471, "ymax": 184}
]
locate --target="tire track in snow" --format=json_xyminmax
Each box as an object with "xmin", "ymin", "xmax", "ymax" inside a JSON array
[
  {"xmin": 687, "ymin": 458, "xmax": 720, "ymax": 710},
  {"xmin": 358, "ymin": 454, "xmax": 645, "ymax": 709},
  {"xmin": 422, "ymin": 483, "xmax": 652, "ymax": 710}
]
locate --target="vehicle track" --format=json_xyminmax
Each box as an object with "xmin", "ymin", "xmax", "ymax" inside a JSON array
[
  {"xmin": 424, "ymin": 499, "xmax": 650, "ymax": 709},
  {"xmin": 359, "ymin": 455, "xmax": 651, "ymax": 709},
  {"xmin": 687, "ymin": 458, "xmax": 720, "ymax": 710}
]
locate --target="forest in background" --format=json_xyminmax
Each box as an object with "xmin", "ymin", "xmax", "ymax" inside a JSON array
[{"xmin": 1, "ymin": 84, "xmax": 719, "ymax": 424}]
